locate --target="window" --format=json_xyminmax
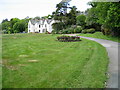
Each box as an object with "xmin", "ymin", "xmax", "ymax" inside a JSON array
[
  {"xmin": 39, "ymin": 30, "xmax": 40, "ymax": 32},
  {"xmin": 39, "ymin": 25, "xmax": 40, "ymax": 28},
  {"xmin": 45, "ymin": 24, "xmax": 47, "ymax": 27},
  {"xmin": 43, "ymin": 29, "xmax": 45, "ymax": 32},
  {"xmin": 29, "ymin": 30, "xmax": 30, "ymax": 32}
]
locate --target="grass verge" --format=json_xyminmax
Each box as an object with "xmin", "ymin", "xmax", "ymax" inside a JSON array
[
  {"xmin": 79, "ymin": 32, "xmax": 120, "ymax": 42},
  {"xmin": 2, "ymin": 33, "xmax": 109, "ymax": 88}
]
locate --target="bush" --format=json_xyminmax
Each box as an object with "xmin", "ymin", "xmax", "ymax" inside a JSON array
[
  {"xmin": 51, "ymin": 30, "xmax": 57, "ymax": 34},
  {"xmin": 74, "ymin": 26, "xmax": 83, "ymax": 33},
  {"xmin": 62, "ymin": 29, "xmax": 68, "ymax": 34},
  {"xmin": 81, "ymin": 28, "xmax": 95, "ymax": 34},
  {"xmin": 81, "ymin": 30, "xmax": 87, "ymax": 34},
  {"xmin": 101, "ymin": 25, "xmax": 111, "ymax": 35},
  {"xmin": 54, "ymin": 26, "xmax": 83, "ymax": 34},
  {"xmin": 61, "ymin": 28, "xmax": 74, "ymax": 34},
  {"xmin": 67, "ymin": 28, "xmax": 74, "ymax": 34},
  {"xmin": 87, "ymin": 28, "xmax": 95, "ymax": 33},
  {"xmin": 57, "ymin": 36, "xmax": 81, "ymax": 42}
]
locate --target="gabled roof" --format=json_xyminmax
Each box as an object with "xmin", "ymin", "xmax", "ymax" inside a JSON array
[
  {"xmin": 46, "ymin": 19, "xmax": 53, "ymax": 24},
  {"xmin": 30, "ymin": 19, "xmax": 39, "ymax": 25},
  {"xmin": 30, "ymin": 19, "xmax": 54, "ymax": 25}
]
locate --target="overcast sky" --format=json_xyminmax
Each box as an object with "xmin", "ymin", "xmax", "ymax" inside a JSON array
[{"xmin": 0, "ymin": 0, "xmax": 92, "ymax": 23}]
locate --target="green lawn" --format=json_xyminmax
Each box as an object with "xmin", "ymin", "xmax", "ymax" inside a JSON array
[
  {"xmin": 79, "ymin": 32, "xmax": 120, "ymax": 42},
  {"xmin": 2, "ymin": 33, "xmax": 109, "ymax": 88}
]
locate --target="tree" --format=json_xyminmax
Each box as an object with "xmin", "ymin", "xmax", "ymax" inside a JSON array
[
  {"xmin": 85, "ymin": 7, "xmax": 98, "ymax": 26},
  {"xmin": 10, "ymin": 18, "xmax": 20, "ymax": 27},
  {"xmin": 52, "ymin": 2, "xmax": 78, "ymax": 31},
  {"xmin": 99, "ymin": 2, "xmax": 119, "ymax": 36},
  {"xmin": 2, "ymin": 19, "xmax": 8, "ymax": 23},
  {"xmin": 9, "ymin": 18, "xmax": 20, "ymax": 33},
  {"xmin": 52, "ymin": 2, "xmax": 70, "ymax": 30},
  {"xmin": 2, "ymin": 17, "xmax": 29, "ymax": 34},
  {"xmin": 2, "ymin": 21, "xmax": 10, "ymax": 30},
  {"xmin": 67, "ymin": 6, "xmax": 77, "ymax": 25},
  {"xmin": 86, "ymin": 2, "xmax": 120, "ymax": 36},
  {"xmin": 76, "ymin": 14, "xmax": 86, "ymax": 28},
  {"xmin": 52, "ymin": 22, "xmax": 65, "ymax": 32},
  {"xmin": 13, "ymin": 19, "xmax": 28, "ymax": 33},
  {"xmin": 1, "ymin": 21, "xmax": 12, "ymax": 33}
]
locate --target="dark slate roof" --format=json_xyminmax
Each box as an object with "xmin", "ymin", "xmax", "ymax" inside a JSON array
[
  {"xmin": 30, "ymin": 19, "xmax": 54, "ymax": 25},
  {"xmin": 46, "ymin": 19, "xmax": 53, "ymax": 24},
  {"xmin": 30, "ymin": 19, "xmax": 39, "ymax": 25}
]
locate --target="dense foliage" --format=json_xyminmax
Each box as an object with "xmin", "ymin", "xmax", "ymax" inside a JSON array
[
  {"xmin": 52, "ymin": 1, "xmax": 120, "ymax": 37},
  {"xmin": 76, "ymin": 15, "xmax": 86, "ymax": 28},
  {"xmin": 81, "ymin": 28, "xmax": 95, "ymax": 34},
  {"xmin": 52, "ymin": 2, "xmax": 78, "ymax": 31},
  {"xmin": 1, "ymin": 18, "xmax": 30, "ymax": 34},
  {"xmin": 86, "ymin": 2, "xmax": 120, "ymax": 36}
]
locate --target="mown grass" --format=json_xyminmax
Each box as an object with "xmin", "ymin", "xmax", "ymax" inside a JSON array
[
  {"xmin": 79, "ymin": 32, "xmax": 120, "ymax": 42},
  {"xmin": 0, "ymin": 33, "xmax": 2, "ymax": 89},
  {"xmin": 2, "ymin": 33, "xmax": 109, "ymax": 88}
]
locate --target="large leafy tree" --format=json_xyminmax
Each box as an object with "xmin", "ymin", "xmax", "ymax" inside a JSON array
[
  {"xmin": 2, "ymin": 18, "xmax": 8, "ymax": 23},
  {"xmin": 13, "ymin": 19, "xmax": 28, "ymax": 33},
  {"xmin": 2, "ymin": 21, "xmax": 11, "ymax": 33},
  {"xmin": 67, "ymin": 6, "xmax": 77, "ymax": 25},
  {"xmin": 102, "ymin": 3, "xmax": 120, "ymax": 36},
  {"xmin": 2, "ymin": 18, "xmax": 29, "ymax": 33},
  {"xmin": 52, "ymin": 2, "xmax": 78, "ymax": 31},
  {"xmin": 76, "ymin": 14, "xmax": 86, "ymax": 28},
  {"xmin": 52, "ymin": 3, "xmax": 69, "ymax": 30},
  {"xmin": 10, "ymin": 18, "xmax": 20, "ymax": 32},
  {"xmin": 86, "ymin": 2, "xmax": 120, "ymax": 36}
]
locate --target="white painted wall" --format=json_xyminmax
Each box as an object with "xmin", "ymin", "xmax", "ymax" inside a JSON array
[{"xmin": 28, "ymin": 19, "xmax": 55, "ymax": 33}]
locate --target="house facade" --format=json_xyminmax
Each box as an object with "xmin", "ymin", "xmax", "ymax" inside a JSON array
[{"xmin": 28, "ymin": 19, "xmax": 55, "ymax": 33}]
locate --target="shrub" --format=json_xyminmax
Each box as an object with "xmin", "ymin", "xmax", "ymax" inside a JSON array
[
  {"xmin": 81, "ymin": 30, "xmax": 87, "ymax": 34},
  {"xmin": 62, "ymin": 29, "xmax": 68, "ymax": 34},
  {"xmin": 61, "ymin": 28, "xmax": 74, "ymax": 34},
  {"xmin": 51, "ymin": 30, "xmax": 57, "ymax": 34},
  {"xmin": 81, "ymin": 28, "xmax": 95, "ymax": 34},
  {"xmin": 58, "ymin": 30, "xmax": 62, "ymax": 34},
  {"xmin": 45, "ymin": 31, "xmax": 51, "ymax": 34},
  {"xmin": 67, "ymin": 30, "xmax": 72, "ymax": 34},
  {"xmin": 74, "ymin": 27, "xmax": 83, "ymax": 33},
  {"xmin": 87, "ymin": 28, "xmax": 95, "ymax": 33},
  {"xmin": 57, "ymin": 36, "xmax": 81, "ymax": 42},
  {"xmin": 67, "ymin": 28, "xmax": 74, "ymax": 34},
  {"xmin": 101, "ymin": 26, "xmax": 111, "ymax": 35}
]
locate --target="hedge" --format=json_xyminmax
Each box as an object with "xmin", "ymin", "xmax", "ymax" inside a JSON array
[{"xmin": 81, "ymin": 28, "xmax": 95, "ymax": 34}]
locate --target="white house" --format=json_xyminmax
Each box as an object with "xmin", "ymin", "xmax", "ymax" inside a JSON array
[{"xmin": 28, "ymin": 18, "xmax": 56, "ymax": 33}]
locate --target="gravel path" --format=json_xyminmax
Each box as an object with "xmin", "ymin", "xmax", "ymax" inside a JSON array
[{"xmin": 66, "ymin": 34, "xmax": 119, "ymax": 88}]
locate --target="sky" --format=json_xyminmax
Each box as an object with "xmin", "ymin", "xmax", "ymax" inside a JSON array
[{"xmin": 0, "ymin": 0, "xmax": 92, "ymax": 23}]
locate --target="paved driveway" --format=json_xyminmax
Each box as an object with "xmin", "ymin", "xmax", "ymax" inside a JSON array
[{"xmin": 66, "ymin": 34, "xmax": 119, "ymax": 88}]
